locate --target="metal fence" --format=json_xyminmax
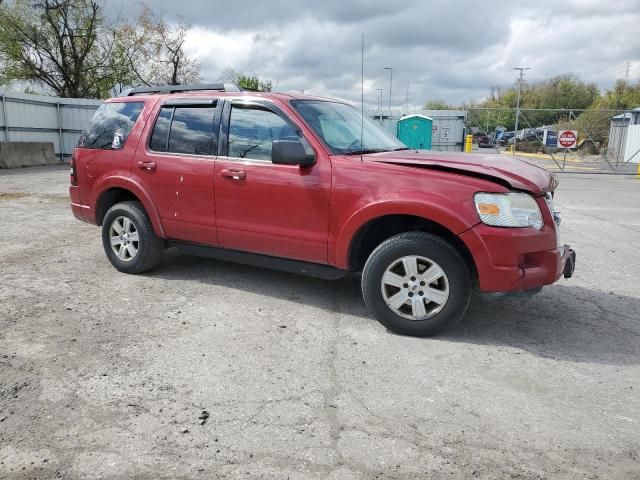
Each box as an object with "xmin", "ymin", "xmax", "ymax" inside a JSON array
[
  {"xmin": 0, "ymin": 90, "xmax": 102, "ymax": 162},
  {"xmin": 464, "ymin": 107, "xmax": 640, "ymax": 174}
]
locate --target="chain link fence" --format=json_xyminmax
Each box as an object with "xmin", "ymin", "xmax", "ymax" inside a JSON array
[{"xmin": 464, "ymin": 107, "xmax": 640, "ymax": 174}]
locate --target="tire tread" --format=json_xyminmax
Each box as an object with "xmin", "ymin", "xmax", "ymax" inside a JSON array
[
  {"xmin": 102, "ymin": 201, "xmax": 164, "ymax": 274},
  {"xmin": 361, "ymin": 232, "xmax": 471, "ymax": 336}
]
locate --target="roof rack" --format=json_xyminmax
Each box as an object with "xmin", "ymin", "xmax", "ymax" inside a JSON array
[{"xmin": 122, "ymin": 83, "xmax": 242, "ymax": 96}]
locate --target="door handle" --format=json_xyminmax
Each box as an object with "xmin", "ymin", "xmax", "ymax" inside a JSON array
[
  {"xmin": 137, "ymin": 161, "xmax": 157, "ymax": 171},
  {"xmin": 220, "ymin": 168, "xmax": 246, "ymax": 181}
]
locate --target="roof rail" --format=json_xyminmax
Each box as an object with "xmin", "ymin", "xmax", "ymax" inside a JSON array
[{"xmin": 122, "ymin": 83, "xmax": 242, "ymax": 96}]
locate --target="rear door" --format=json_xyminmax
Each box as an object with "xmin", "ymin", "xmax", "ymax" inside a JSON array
[
  {"xmin": 132, "ymin": 98, "xmax": 220, "ymax": 245},
  {"xmin": 213, "ymin": 99, "xmax": 331, "ymax": 264}
]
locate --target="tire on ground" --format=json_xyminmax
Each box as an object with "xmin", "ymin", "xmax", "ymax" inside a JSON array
[
  {"xmin": 361, "ymin": 232, "xmax": 471, "ymax": 336},
  {"xmin": 101, "ymin": 201, "xmax": 164, "ymax": 274}
]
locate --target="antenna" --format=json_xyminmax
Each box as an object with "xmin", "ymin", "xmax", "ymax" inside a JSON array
[{"xmin": 360, "ymin": 33, "xmax": 364, "ymax": 162}]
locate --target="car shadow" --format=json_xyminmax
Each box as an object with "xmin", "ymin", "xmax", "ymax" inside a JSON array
[
  {"xmin": 150, "ymin": 251, "xmax": 640, "ymax": 367},
  {"xmin": 442, "ymin": 284, "xmax": 640, "ymax": 366}
]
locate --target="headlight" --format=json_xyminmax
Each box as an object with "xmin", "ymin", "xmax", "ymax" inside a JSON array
[{"xmin": 474, "ymin": 192, "xmax": 543, "ymax": 229}]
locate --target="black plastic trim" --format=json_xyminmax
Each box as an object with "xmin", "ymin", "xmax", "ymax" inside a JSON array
[
  {"xmin": 127, "ymin": 84, "xmax": 226, "ymax": 96},
  {"xmin": 163, "ymin": 98, "xmax": 218, "ymax": 107},
  {"xmin": 168, "ymin": 241, "xmax": 349, "ymax": 280}
]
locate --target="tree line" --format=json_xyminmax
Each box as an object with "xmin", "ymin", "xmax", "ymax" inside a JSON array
[
  {"xmin": 426, "ymin": 73, "xmax": 640, "ymax": 112},
  {"xmin": 425, "ymin": 74, "xmax": 640, "ymax": 139}
]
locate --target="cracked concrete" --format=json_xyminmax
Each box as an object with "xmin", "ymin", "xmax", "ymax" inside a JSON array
[{"xmin": 0, "ymin": 165, "xmax": 639, "ymax": 479}]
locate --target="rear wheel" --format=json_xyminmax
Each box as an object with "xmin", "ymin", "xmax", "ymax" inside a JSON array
[
  {"xmin": 362, "ymin": 232, "xmax": 471, "ymax": 336},
  {"xmin": 101, "ymin": 201, "xmax": 164, "ymax": 274}
]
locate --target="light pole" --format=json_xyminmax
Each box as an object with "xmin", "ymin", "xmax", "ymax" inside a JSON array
[
  {"xmin": 377, "ymin": 88, "xmax": 383, "ymax": 124},
  {"xmin": 513, "ymin": 66, "xmax": 530, "ymax": 155},
  {"xmin": 384, "ymin": 67, "xmax": 392, "ymax": 113}
]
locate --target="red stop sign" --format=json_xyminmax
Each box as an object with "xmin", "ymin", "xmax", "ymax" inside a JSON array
[{"xmin": 558, "ymin": 131, "xmax": 577, "ymax": 148}]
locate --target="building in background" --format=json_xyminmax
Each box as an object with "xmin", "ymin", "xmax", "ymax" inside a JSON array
[
  {"xmin": 608, "ymin": 108, "xmax": 640, "ymax": 163},
  {"xmin": 369, "ymin": 109, "xmax": 467, "ymax": 152}
]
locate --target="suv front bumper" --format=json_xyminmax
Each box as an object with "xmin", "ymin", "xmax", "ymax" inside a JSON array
[{"xmin": 459, "ymin": 223, "xmax": 576, "ymax": 293}]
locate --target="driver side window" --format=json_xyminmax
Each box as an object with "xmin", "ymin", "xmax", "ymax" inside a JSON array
[{"xmin": 228, "ymin": 106, "xmax": 299, "ymax": 161}]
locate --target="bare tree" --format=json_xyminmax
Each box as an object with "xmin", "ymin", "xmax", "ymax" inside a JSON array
[
  {"xmin": 116, "ymin": 6, "xmax": 200, "ymax": 86},
  {"xmin": 0, "ymin": 0, "xmax": 122, "ymax": 98}
]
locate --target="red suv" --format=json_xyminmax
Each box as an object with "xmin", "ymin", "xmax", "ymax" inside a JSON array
[{"xmin": 69, "ymin": 84, "xmax": 575, "ymax": 336}]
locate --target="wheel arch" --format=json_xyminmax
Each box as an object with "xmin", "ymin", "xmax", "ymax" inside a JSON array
[
  {"xmin": 344, "ymin": 213, "xmax": 478, "ymax": 283},
  {"xmin": 93, "ymin": 178, "xmax": 164, "ymax": 238}
]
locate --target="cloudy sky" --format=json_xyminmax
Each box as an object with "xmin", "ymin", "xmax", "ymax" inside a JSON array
[{"xmin": 114, "ymin": 0, "xmax": 640, "ymax": 108}]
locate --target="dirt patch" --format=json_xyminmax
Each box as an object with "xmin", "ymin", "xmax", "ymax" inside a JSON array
[
  {"xmin": 0, "ymin": 192, "xmax": 30, "ymax": 200},
  {"xmin": 0, "ymin": 191, "xmax": 69, "ymax": 203}
]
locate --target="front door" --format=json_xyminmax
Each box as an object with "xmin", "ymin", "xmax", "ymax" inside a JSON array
[
  {"xmin": 133, "ymin": 99, "xmax": 219, "ymax": 245},
  {"xmin": 213, "ymin": 100, "xmax": 331, "ymax": 264}
]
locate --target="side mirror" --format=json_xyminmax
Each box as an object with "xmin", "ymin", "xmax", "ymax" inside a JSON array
[{"xmin": 272, "ymin": 140, "xmax": 315, "ymax": 167}]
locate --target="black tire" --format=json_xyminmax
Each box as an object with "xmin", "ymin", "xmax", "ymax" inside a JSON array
[
  {"xmin": 362, "ymin": 232, "xmax": 471, "ymax": 336},
  {"xmin": 101, "ymin": 201, "xmax": 164, "ymax": 274}
]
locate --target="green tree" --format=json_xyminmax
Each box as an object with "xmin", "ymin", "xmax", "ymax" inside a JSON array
[
  {"xmin": 423, "ymin": 100, "xmax": 451, "ymax": 110},
  {"xmin": 0, "ymin": 1, "xmax": 201, "ymax": 98},
  {"xmin": 474, "ymin": 74, "xmax": 599, "ymax": 110},
  {"xmin": 221, "ymin": 68, "xmax": 272, "ymax": 91},
  {"xmin": 464, "ymin": 73, "xmax": 600, "ymax": 132},
  {"xmin": 0, "ymin": 0, "xmax": 122, "ymax": 98},
  {"xmin": 593, "ymin": 79, "xmax": 640, "ymax": 109},
  {"xmin": 573, "ymin": 79, "xmax": 640, "ymax": 146}
]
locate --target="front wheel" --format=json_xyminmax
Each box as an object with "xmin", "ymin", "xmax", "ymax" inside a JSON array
[
  {"xmin": 362, "ymin": 232, "xmax": 471, "ymax": 336},
  {"xmin": 101, "ymin": 201, "xmax": 164, "ymax": 274}
]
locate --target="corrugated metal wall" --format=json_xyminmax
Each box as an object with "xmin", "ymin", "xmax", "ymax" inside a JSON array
[
  {"xmin": 0, "ymin": 91, "xmax": 102, "ymax": 161},
  {"xmin": 608, "ymin": 119, "xmax": 629, "ymax": 160},
  {"xmin": 623, "ymin": 125, "xmax": 640, "ymax": 163},
  {"xmin": 369, "ymin": 109, "xmax": 467, "ymax": 151}
]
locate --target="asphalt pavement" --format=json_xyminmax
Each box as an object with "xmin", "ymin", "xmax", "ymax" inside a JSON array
[{"xmin": 1, "ymin": 165, "xmax": 639, "ymax": 479}]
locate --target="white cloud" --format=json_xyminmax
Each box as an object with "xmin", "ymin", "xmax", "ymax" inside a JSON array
[{"xmin": 122, "ymin": 0, "xmax": 640, "ymax": 108}]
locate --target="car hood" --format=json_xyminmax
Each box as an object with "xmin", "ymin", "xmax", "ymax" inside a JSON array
[{"xmin": 363, "ymin": 150, "xmax": 557, "ymax": 195}]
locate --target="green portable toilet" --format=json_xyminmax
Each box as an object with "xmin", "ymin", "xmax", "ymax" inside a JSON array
[{"xmin": 397, "ymin": 114, "xmax": 433, "ymax": 150}]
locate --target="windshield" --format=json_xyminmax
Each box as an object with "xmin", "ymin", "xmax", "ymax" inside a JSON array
[{"xmin": 291, "ymin": 100, "xmax": 407, "ymax": 155}]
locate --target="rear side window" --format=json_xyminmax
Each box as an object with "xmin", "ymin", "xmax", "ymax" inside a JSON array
[
  {"xmin": 149, "ymin": 105, "xmax": 216, "ymax": 155},
  {"xmin": 78, "ymin": 102, "xmax": 144, "ymax": 149}
]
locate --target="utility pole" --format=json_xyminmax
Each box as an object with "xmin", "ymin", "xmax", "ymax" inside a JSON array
[
  {"xmin": 513, "ymin": 66, "xmax": 531, "ymax": 155},
  {"xmin": 624, "ymin": 61, "xmax": 631, "ymax": 84},
  {"xmin": 384, "ymin": 67, "xmax": 393, "ymax": 113},
  {"xmin": 377, "ymin": 88, "xmax": 383, "ymax": 124}
]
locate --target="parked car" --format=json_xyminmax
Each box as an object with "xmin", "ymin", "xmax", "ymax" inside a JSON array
[
  {"xmin": 477, "ymin": 133, "xmax": 495, "ymax": 148},
  {"xmin": 496, "ymin": 131, "xmax": 515, "ymax": 146},
  {"xmin": 69, "ymin": 84, "xmax": 575, "ymax": 337},
  {"xmin": 514, "ymin": 128, "xmax": 545, "ymax": 143},
  {"xmin": 472, "ymin": 131, "xmax": 488, "ymax": 142}
]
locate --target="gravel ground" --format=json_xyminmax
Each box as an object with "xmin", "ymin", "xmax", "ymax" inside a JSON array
[{"xmin": 1, "ymin": 165, "xmax": 639, "ymax": 479}]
